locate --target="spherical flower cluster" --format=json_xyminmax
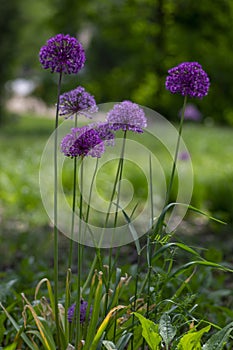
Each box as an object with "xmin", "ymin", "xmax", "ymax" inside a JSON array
[
  {"xmin": 165, "ymin": 62, "xmax": 210, "ymax": 99},
  {"xmin": 59, "ymin": 86, "xmax": 98, "ymax": 118},
  {"xmin": 39, "ymin": 34, "xmax": 85, "ymax": 74},
  {"xmin": 106, "ymin": 100, "xmax": 147, "ymax": 133},
  {"xmin": 61, "ymin": 122, "xmax": 115, "ymax": 158},
  {"xmin": 61, "ymin": 126, "xmax": 104, "ymax": 158},
  {"xmin": 89, "ymin": 122, "xmax": 115, "ymax": 146},
  {"xmin": 68, "ymin": 300, "xmax": 92, "ymax": 324}
]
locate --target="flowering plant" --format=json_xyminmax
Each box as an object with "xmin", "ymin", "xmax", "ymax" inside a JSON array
[{"xmin": 1, "ymin": 34, "xmax": 233, "ymax": 350}]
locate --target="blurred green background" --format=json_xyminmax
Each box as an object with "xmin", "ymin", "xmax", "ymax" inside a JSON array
[
  {"xmin": 1, "ymin": 0, "xmax": 233, "ymax": 124},
  {"xmin": 0, "ymin": 0, "xmax": 233, "ymax": 286}
]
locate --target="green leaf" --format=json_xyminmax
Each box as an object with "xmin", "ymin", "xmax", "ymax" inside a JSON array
[
  {"xmin": 116, "ymin": 333, "xmax": 132, "ymax": 350},
  {"xmin": 21, "ymin": 294, "xmax": 56, "ymax": 350},
  {"xmin": 0, "ymin": 302, "xmax": 36, "ymax": 350},
  {"xmin": 156, "ymin": 202, "xmax": 226, "ymax": 228},
  {"xmin": 170, "ymin": 260, "xmax": 233, "ymax": 279},
  {"xmin": 202, "ymin": 322, "xmax": 233, "ymax": 350},
  {"xmin": 102, "ymin": 340, "xmax": 118, "ymax": 349},
  {"xmin": 159, "ymin": 313, "xmax": 176, "ymax": 349},
  {"xmin": 3, "ymin": 343, "xmax": 17, "ymax": 350},
  {"xmin": 134, "ymin": 312, "xmax": 162, "ymax": 350},
  {"xmin": 152, "ymin": 242, "xmax": 201, "ymax": 262},
  {"xmin": 177, "ymin": 325, "xmax": 211, "ymax": 350},
  {"xmin": 0, "ymin": 313, "xmax": 6, "ymax": 344},
  {"xmin": 117, "ymin": 204, "xmax": 141, "ymax": 255},
  {"xmin": 91, "ymin": 305, "xmax": 126, "ymax": 350},
  {"xmin": 85, "ymin": 272, "xmax": 104, "ymax": 349}
]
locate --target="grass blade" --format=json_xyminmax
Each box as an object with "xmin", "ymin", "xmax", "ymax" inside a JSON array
[
  {"xmin": 0, "ymin": 302, "xmax": 36, "ymax": 350},
  {"xmin": 203, "ymin": 321, "xmax": 233, "ymax": 350}
]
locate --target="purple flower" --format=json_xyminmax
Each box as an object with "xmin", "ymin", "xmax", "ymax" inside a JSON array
[
  {"xmin": 165, "ymin": 62, "xmax": 210, "ymax": 98},
  {"xmin": 68, "ymin": 300, "xmax": 92, "ymax": 324},
  {"xmin": 178, "ymin": 103, "xmax": 202, "ymax": 121},
  {"xmin": 106, "ymin": 101, "xmax": 147, "ymax": 133},
  {"xmin": 59, "ymin": 86, "xmax": 98, "ymax": 118},
  {"xmin": 61, "ymin": 126, "xmax": 104, "ymax": 158},
  {"xmin": 89, "ymin": 122, "xmax": 115, "ymax": 146},
  {"xmin": 61, "ymin": 122, "xmax": 115, "ymax": 158},
  {"xmin": 39, "ymin": 34, "xmax": 85, "ymax": 74}
]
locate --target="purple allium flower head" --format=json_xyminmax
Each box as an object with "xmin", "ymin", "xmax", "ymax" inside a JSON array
[
  {"xmin": 68, "ymin": 300, "xmax": 92, "ymax": 324},
  {"xmin": 61, "ymin": 126, "xmax": 104, "ymax": 158},
  {"xmin": 106, "ymin": 101, "xmax": 147, "ymax": 133},
  {"xmin": 89, "ymin": 122, "xmax": 115, "ymax": 146},
  {"xmin": 178, "ymin": 103, "xmax": 202, "ymax": 121},
  {"xmin": 165, "ymin": 62, "xmax": 210, "ymax": 98},
  {"xmin": 59, "ymin": 86, "xmax": 98, "ymax": 118},
  {"xmin": 39, "ymin": 34, "xmax": 85, "ymax": 74},
  {"xmin": 61, "ymin": 122, "xmax": 115, "ymax": 158}
]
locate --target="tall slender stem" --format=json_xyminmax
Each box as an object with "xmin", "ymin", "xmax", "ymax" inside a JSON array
[
  {"xmin": 65, "ymin": 114, "xmax": 78, "ymax": 343},
  {"xmin": 82, "ymin": 158, "xmax": 99, "ymax": 293},
  {"xmin": 165, "ymin": 95, "xmax": 187, "ymax": 205},
  {"xmin": 54, "ymin": 72, "xmax": 62, "ymax": 347},
  {"xmin": 68, "ymin": 113, "xmax": 78, "ymax": 269},
  {"xmin": 131, "ymin": 253, "xmax": 141, "ymax": 350},
  {"xmin": 113, "ymin": 130, "xmax": 127, "ymax": 227},
  {"xmin": 75, "ymin": 157, "xmax": 84, "ymax": 348},
  {"xmin": 145, "ymin": 153, "xmax": 154, "ymax": 316},
  {"xmin": 104, "ymin": 130, "xmax": 127, "ymax": 315}
]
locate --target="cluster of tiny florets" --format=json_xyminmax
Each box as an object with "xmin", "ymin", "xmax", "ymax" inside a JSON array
[
  {"xmin": 106, "ymin": 100, "xmax": 147, "ymax": 133},
  {"xmin": 89, "ymin": 122, "xmax": 115, "ymax": 146},
  {"xmin": 59, "ymin": 86, "xmax": 98, "ymax": 118},
  {"xmin": 165, "ymin": 62, "xmax": 210, "ymax": 98},
  {"xmin": 60, "ymin": 101, "xmax": 147, "ymax": 159},
  {"xmin": 39, "ymin": 34, "xmax": 210, "ymax": 160},
  {"xmin": 61, "ymin": 126, "xmax": 104, "ymax": 158},
  {"xmin": 68, "ymin": 300, "xmax": 91, "ymax": 324},
  {"xmin": 39, "ymin": 34, "xmax": 85, "ymax": 74}
]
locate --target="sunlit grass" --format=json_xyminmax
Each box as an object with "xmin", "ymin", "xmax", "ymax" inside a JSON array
[{"xmin": 1, "ymin": 115, "xmax": 233, "ymax": 229}]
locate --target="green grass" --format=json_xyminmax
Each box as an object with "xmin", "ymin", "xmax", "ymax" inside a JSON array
[
  {"xmin": 183, "ymin": 123, "xmax": 233, "ymax": 220},
  {"xmin": 0, "ymin": 115, "xmax": 54, "ymax": 227},
  {"xmin": 1, "ymin": 115, "xmax": 233, "ymax": 278},
  {"xmin": 0, "ymin": 115, "xmax": 233, "ymax": 344},
  {"xmin": 1, "ymin": 115, "xmax": 233, "ymax": 225},
  {"xmin": 1, "ymin": 115, "xmax": 233, "ymax": 233}
]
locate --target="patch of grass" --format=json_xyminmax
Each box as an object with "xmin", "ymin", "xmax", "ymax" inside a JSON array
[
  {"xmin": 183, "ymin": 123, "xmax": 233, "ymax": 221},
  {"xmin": 1, "ymin": 115, "xmax": 233, "ymax": 278},
  {"xmin": 0, "ymin": 115, "xmax": 54, "ymax": 226}
]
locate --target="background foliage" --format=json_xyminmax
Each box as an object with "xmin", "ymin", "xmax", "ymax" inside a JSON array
[{"xmin": 2, "ymin": 0, "xmax": 233, "ymax": 124}]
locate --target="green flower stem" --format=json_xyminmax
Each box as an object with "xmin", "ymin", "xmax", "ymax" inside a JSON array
[
  {"xmin": 65, "ymin": 268, "xmax": 71, "ymax": 342},
  {"xmin": 75, "ymin": 156, "xmax": 84, "ymax": 348},
  {"xmin": 65, "ymin": 113, "xmax": 78, "ymax": 344},
  {"xmin": 131, "ymin": 253, "xmax": 141, "ymax": 350},
  {"xmin": 54, "ymin": 72, "xmax": 62, "ymax": 347},
  {"xmin": 145, "ymin": 154, "xmax": 154, "ymax": 318},
  {"xmin": 154, "ymin": 96, "xmax": 188, "ymax": 237},
  {"xmin": 113, "ymin": 130, "xmax": 127, "ymax": 227},
  {"xmin": 165, "ymin": 95, "xmax": 187, "ymax": 205},
  {"xmin": 68, "ymin": 113, "xmax": 78, "ymax": 269},
  {"xmin": 104, "ymin": 130, "xmax": 127, "ymax": 315},
  {"xmin": 82, "ymin": 158, "xmax": 100, "ymax": 293}
]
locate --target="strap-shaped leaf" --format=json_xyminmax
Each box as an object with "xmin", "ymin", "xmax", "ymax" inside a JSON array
[
  {"xmin": 159, "ymin": 313, "xmax": 176, "ymax": 349},
  {"xmin": 203, "ymin": 322, "xmax": 233, "ymax": 350}
]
